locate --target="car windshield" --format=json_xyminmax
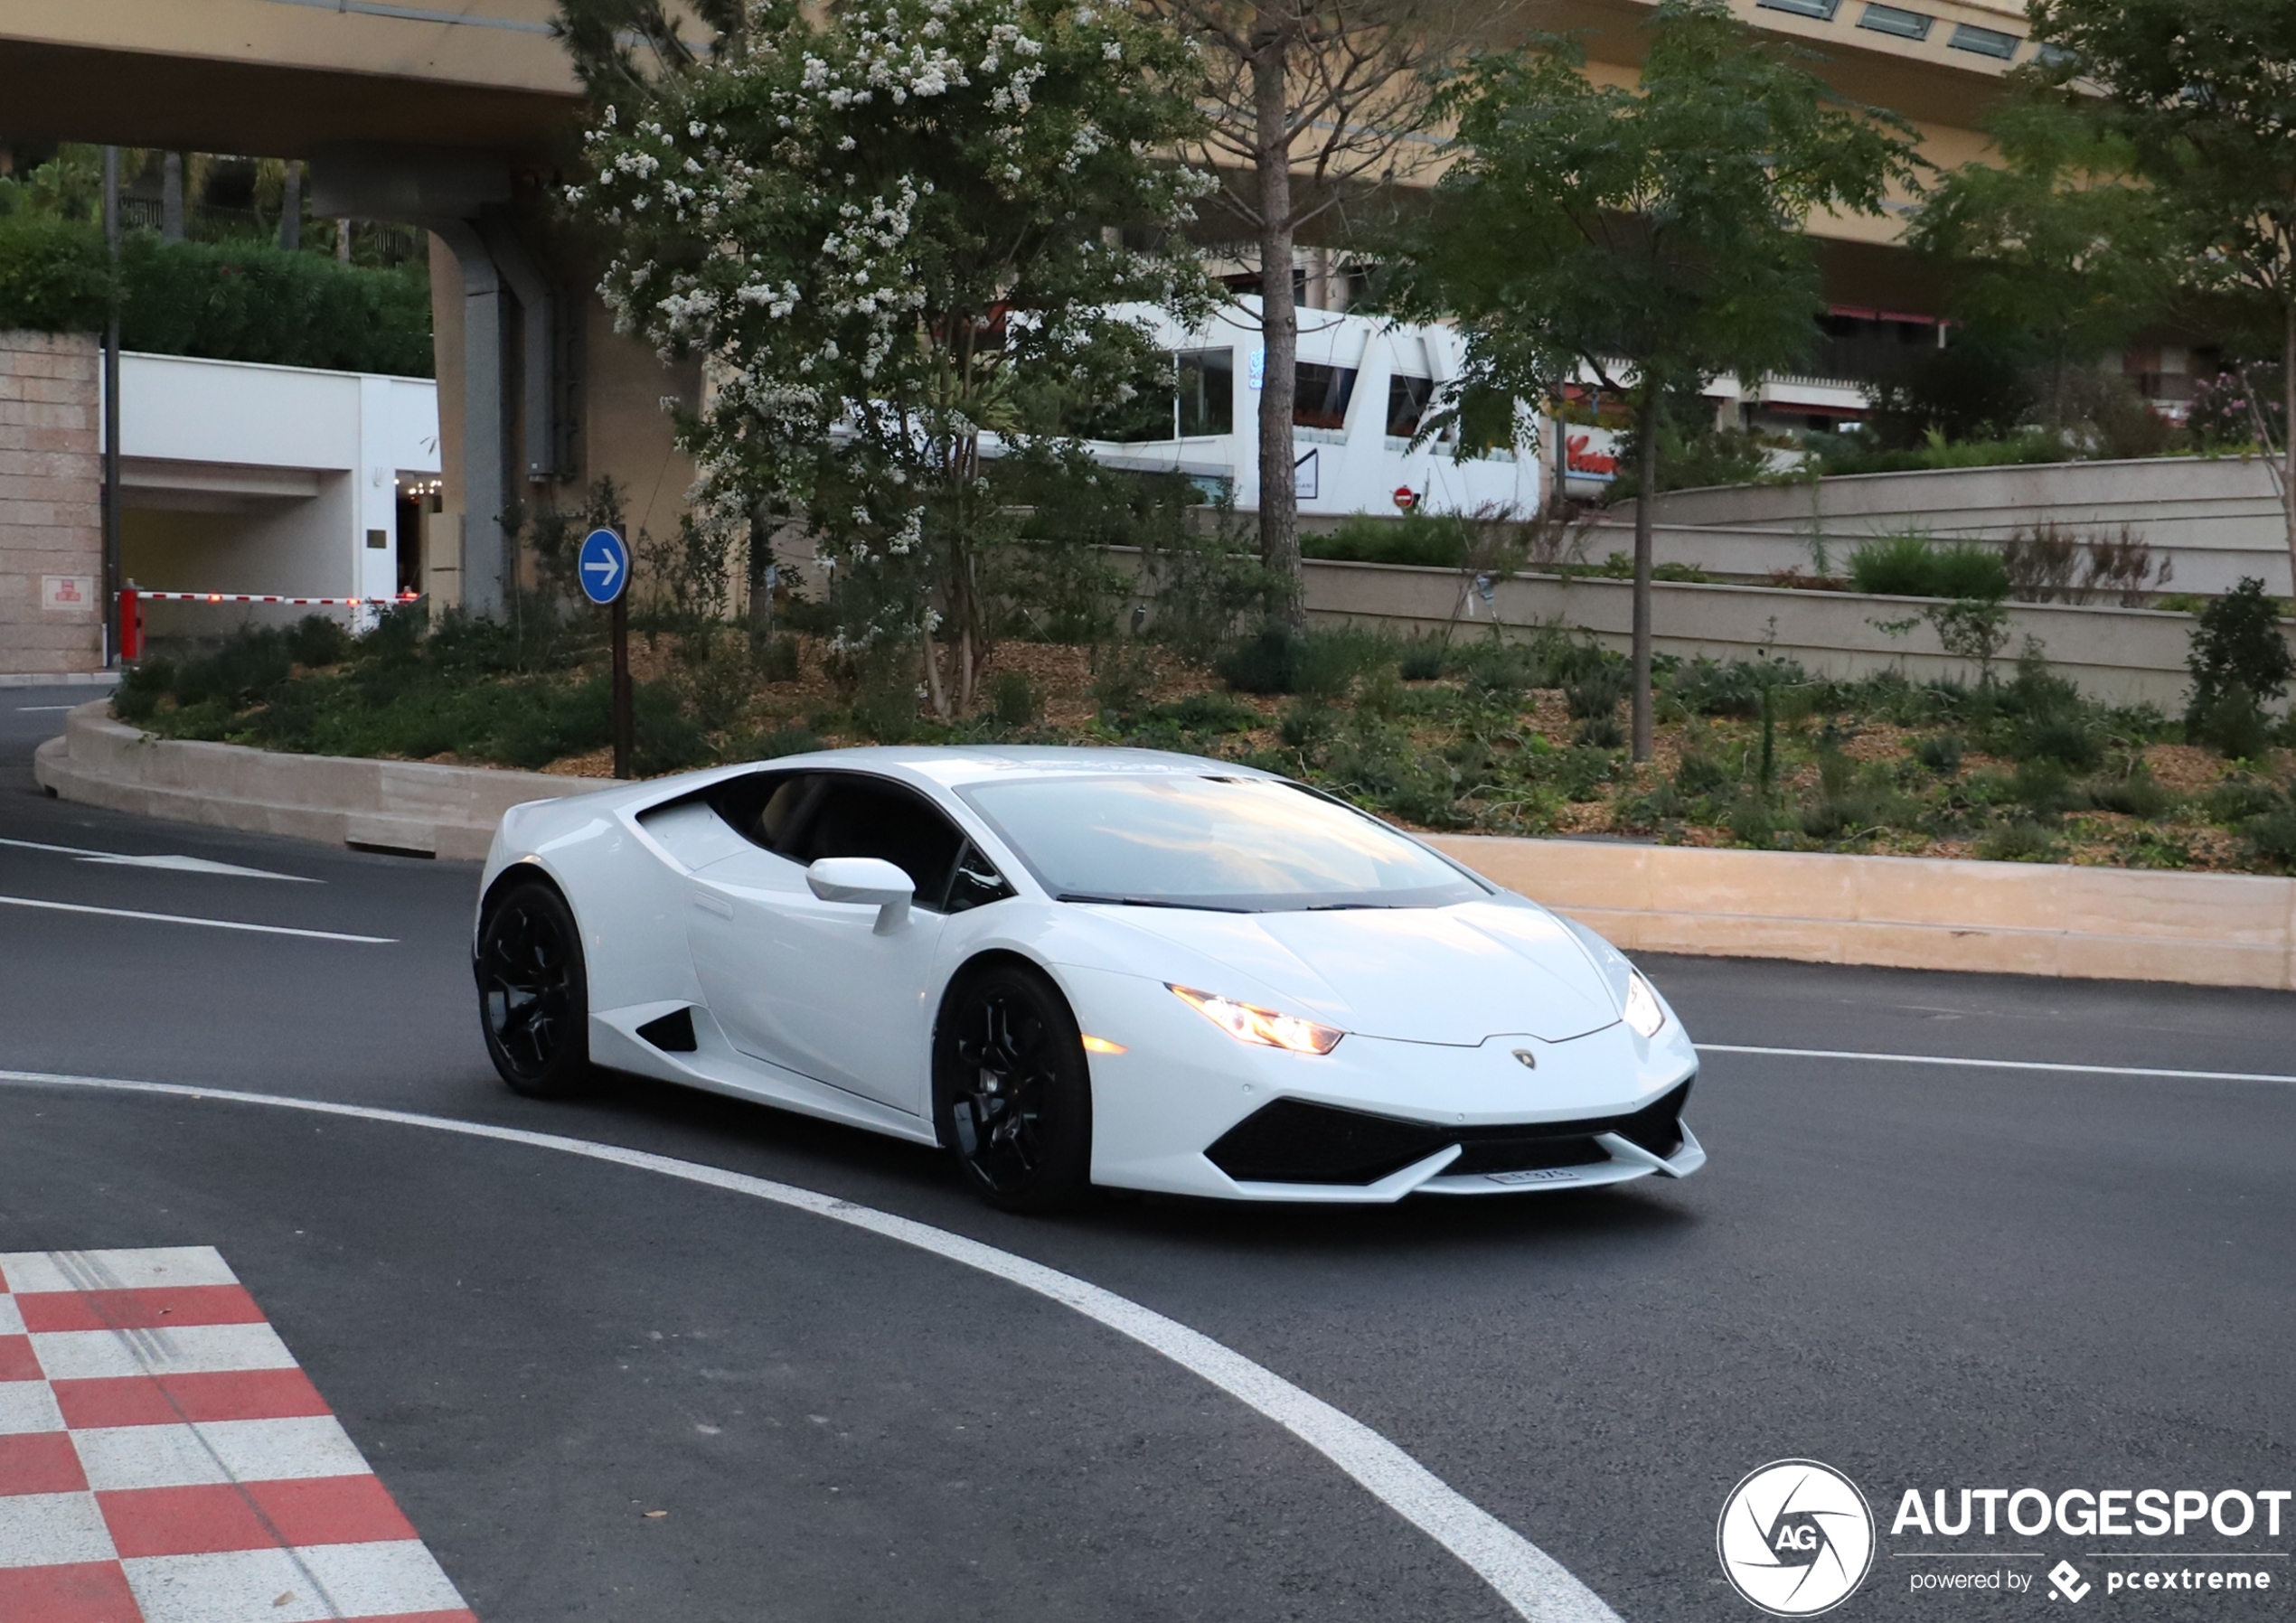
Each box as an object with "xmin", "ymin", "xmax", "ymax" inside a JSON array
[{"xmin": 959, "ymin": 774, "xmax": 1487, "ymax": 912}]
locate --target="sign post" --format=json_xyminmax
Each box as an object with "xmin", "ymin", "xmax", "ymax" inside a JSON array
[{"xmin": 578, "ymin": 528, "xmax": 633, "ymax": 779}]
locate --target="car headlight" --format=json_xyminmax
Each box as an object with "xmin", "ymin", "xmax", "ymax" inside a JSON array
[
  {"xmin": 1169, "ymin": 985, "xmax": 1344, "ymax": 1055},
  {"xmin": 1622, "ymin": 971, "xmax": 1666, "ymax": 1038}
]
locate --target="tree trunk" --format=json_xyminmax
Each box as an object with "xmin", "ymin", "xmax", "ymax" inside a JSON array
[
  {"xmin": 279, "ymin": 161, "xmax": 301, "ymax": 252},
  {"xmin": 2283, "ymin": 298, "xmax": 2295, "ymax": 588},
  {"xmin": 1632, "ymin": 388, "xmax": 1658, "ymax": 763},
  {"xmin": 1251, "ymin": 17, "xmax": 1303, "ymax": 630},
  {"xmin": 161, "ymin": 154, "xmax": 184, "ymax": 242}
]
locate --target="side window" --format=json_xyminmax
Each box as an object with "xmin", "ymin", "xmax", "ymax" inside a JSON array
[
  {"xmin": 945, "ymin": 840, "xmax": 1016, "ymax": 914},
  {"xmin": 707, "ymin": 771, "xmax": 805, "ymax": 854},
  {"xmin": 786, "ymin": 776, "xmax": 967, "ymax": 911}
]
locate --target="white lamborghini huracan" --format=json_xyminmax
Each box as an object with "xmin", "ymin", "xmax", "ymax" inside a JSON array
[{"xmin": 474, "ymin": 746, "xmax": 1704, "ymax": 1210}]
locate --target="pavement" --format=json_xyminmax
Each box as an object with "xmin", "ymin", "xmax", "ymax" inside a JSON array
[{"xmin": 2, "ymin": 689, "xmax": 2291, "ymax": 1622}]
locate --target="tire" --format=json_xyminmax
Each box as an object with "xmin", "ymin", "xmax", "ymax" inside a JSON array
[
  {"xmin": 934, "ymin": 964, "xmax": 1094, "ymax": 1213},
  {"xmin": 475, "ymin": 880, "xmax": 592, "ymax": 1099}
]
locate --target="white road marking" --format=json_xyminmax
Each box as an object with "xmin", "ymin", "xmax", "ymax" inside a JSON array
[
  {"xmin": 0, "ymin": 835, "xmax": 319, "ymax": 882},
  {"xmin": 1699, "ymin": 1043, "xmax": 2296, "ymax": 1086},
  {"xmin": 14, "ymin": 704, "xmax": 75, "ymax": 711},
  {"xmin": 124, "ymin": 1540, "xmax": 468, "ymax": 1623},
  {"xmin": 3, "ymin": 1245, "xmax": 242, "ymax": 1292},
  {"xmin": 0, "ymin": 1491, "xmax": 117, "ymax": 1567},
  {"xmin": 0, "ymin": 896, "xmax": 389, "ymax": 943},
  {"xmin": 0, "ymin": 1068, "xmax": 1622, "ymax": 1623},
  {"xmin": 0, "ymin": 1380, "xmax": 65, "ymax": 1435},
  {"xmin": 28, "ymin": 1323, "xmax": 299, "ymax": 1382},
  {"xmin": 73, "ymin": 1416, "xmax": 372, "ymax": 1493}
]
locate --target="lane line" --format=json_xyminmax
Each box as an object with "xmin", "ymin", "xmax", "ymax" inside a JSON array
[
  {"xmin": 0, "ymin": 836, "xmax": 319, "ymax": 882},
  {"xmin": 0, "ymin": 896, "xmax": 389, "ymax": 944},
  {"xmin": 14, "ymin": 705, "xmax": 74, "ymax": 712},
  {"xmin": 1699, "ymin": 1043, "xmax": 2296, "ymax": 1087},
  {"xmin": 0, "ymin": 1068, "xmax": 1621, "ymax": 1623}
]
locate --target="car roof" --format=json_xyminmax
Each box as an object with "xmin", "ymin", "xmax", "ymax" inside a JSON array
[{"xmin": 738, "ymin": 745, "xmax": 1280, "ymax": 792}]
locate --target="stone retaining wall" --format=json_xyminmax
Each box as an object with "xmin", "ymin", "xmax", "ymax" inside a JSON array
[{"xmin": 33, "ymin": 701, "xmax": 603, "ymax": 861}]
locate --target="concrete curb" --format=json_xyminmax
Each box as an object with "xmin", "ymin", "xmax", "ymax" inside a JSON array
[
  {"xmin": 35, "ymin": 702, "xmax": 2296, "ymax": 989},
  {"xmin": 1, "ymin": 671, "xmax": 119, "ymax": 689},
  {"xmin": 32, "ymin": 702, "xmax": 607, "ymax": 861},
  {"xmin": 1426, "ymin": 834, "xmax": 2296, "ymax": 992}
]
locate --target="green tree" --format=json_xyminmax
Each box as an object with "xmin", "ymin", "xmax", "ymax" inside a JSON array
[
  {"xmin": 561, "ymin": 0, "xmax": 1212, "ymax": 712},
  {"xmin": 1905, "ymin": 99, "xmax": 2169, "ymax": 431},
  {"xmin": 2027, "ymin": 0, "xmax": 2296, "ymax": 578},
  {"xmin": 1383, "ymin": 0, "xmax": 1918, "ymax": 757}
]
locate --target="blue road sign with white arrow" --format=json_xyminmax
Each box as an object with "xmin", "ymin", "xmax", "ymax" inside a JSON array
[{"xmin": 578, "ymin": 528, "xmax": 629, "ymax": 605}]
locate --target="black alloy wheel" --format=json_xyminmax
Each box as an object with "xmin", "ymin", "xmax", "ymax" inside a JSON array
[
  {"xmin": 934, "ymin": 965, "xmax": 1093, "ymax": 1213},
  {"xmin": 475, "ymin": 881, "xmax": 592, "ymax": 1099}
]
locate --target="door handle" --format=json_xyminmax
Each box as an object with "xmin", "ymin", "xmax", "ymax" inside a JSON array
[{"xmin": 692, "ymin": 890, "xmax": 733, "ymax": 919}]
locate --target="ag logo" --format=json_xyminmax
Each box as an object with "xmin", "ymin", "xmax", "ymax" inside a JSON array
[{"xmin": 1717, "ymin": 1459, "xmax": 1876, "ymax": 1617}]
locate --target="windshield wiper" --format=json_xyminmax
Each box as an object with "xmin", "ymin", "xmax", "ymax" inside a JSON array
[{"xmin": 1056, "ymin": 893, "xmax": 1250, "ymax": 913}]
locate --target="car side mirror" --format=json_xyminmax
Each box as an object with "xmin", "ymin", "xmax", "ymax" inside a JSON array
[{"xmin": 806, "ymin": 857, "xmax": 915, "ymax": 933}]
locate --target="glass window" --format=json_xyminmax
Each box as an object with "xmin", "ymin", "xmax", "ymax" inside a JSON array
[
  {"xmin": 945, "ymin": 840, "xmax": 1016, "ymax": 913},
  {"xmin": 1949, "ymin": 21, "xmax": 2018, "ymax": 55},
  {"xmin": 961, "ymin": 774, "xmax": 1487, "ymax": 913},
  {"xmin": 1756, "ymin": 0, "xmax": 1840, "ymax": 15},
  {"xmin": 716, "ymin": 772, "xmax": 970, "ymax": 910},
  {"xmin": 1387, "ymin": 374, "xmax": 1434, "ymax": 438},
  {"xmin": 1293, "ymin": 363, "xmax": 1358, "ymax": 432},
  {"xmin": 1177, "ymin": 349, "xmax": 1234, "ymax": 437},
  {"xmin": 1857, "ymin": 3, "xmax": 1931, "ymax": 38}
]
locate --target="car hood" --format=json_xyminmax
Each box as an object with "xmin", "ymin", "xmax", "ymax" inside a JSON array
[{"xmin": 1091, "ymin": 899, "xmax": 1622, "ymax": 1045}]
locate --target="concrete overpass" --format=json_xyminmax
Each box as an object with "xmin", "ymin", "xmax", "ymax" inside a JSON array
[{"xmin": 0, "ymin": 0, "xmax": 2031, "ymax": 611}]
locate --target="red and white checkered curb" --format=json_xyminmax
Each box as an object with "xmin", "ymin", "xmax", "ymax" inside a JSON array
[{"xmin": 0, "ymin": 1248, "xmax": 475, "ymax": 1623}]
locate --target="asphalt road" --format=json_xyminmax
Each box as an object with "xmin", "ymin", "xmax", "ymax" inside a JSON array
[{"xmin": 3, "ymin": 694, "xmax": 2291, "ymax": 1622}]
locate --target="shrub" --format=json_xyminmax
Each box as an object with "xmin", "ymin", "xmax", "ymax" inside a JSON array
[
  {"xmin": 1215, "ymin": 621, "xmax": 1300, "ymax": 694},
  {"xmin": 1307, "ymin": 511, "xmax": 1469, "ymax": 569},
  {"xmin": 1563, "ymin": 664, "xmax": 1630, "ymax": 721},
  {"xmin": 1975, "ymin": 819, "xmax": 2060, "ymax": 862},
  {"xmin": 989, "ymin": 670, "xmax": 1039, "ymax": 728},
  {"xmin": 740, "ymin": 725, "xmax": 823, "ymax": 760},
  {"xmin": 2009, "ymin": 716, "xmax": 2103, "ymax": 770},
  {"xmin": 1148, "ymin": 691, "xmax": 1261, "ymax": 735},
  {"xmin": 1278, "ymin": 701, "xmax": 1336, "ymax": 750},
  {"xmin": 0, "ymin": 214, "xmax": 110, "ymax": 332},
  {"xmin": 1669, "ymin": 655, "xmax": 1809, "ymax": 718},
  {"xmin": 2242, "ymin": 809, "xmax": 2296, "ymax": 873},
  {"xmin": 757, "ymin": 634, "xmax": 804, "ymax": 682},
  {"xmin": 2200, "ymin": 777, "xmax": 2282, "ymax": 825},
  {"xmin": 1913, "ymin": 733, "xmax": 1963, "ymax": 775},
  {"xmin": 1849, "ymin": 533, "xmax": 2009, "ymax": 600},
  {"xmin": 286, "ymin": 614, "xmax": 353, "ymax": 669},
  {"xmin": 1675, "ymin": 752, "xmax": 1729, "ymax": 795},
  {"xmin": 1397, "ymin": 639, "xmax": 1446, "ymax": 681},
  {"xmin": 2009, "ymin": 758, "xmax": 2082, "ymax": 819},
  {"xmin": 2189, "ymin": 690, "xmax": 2274, "ymax": 760},
  {"xmin": 118, "ymin": 237, "xmax": 434, "ymax": 377},
  {"xmin": 2085, "ymin": 763, "xmax": 2175, "ymax": 821},
  {"xmin": 1727, "ymin": 796, "xmax": 1777, "ymax": 847},
  {"xmin": 2186, "ymin": 578, "xmax": 2293, "ymax": 734},
  {"xmin": 1574, "ymin": 715, "xmax": 1623, "ymax": 749}
]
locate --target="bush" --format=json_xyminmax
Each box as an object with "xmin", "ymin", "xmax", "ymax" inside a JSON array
[
  {"xmin": 989, "ymin": 670, "xmax": 1039, "ymax": 728},
  {"xmin": 1913, "ymin": 733, "xmax": 1963, "ymax": 775},
  {"xmin": 2009, "ymin": 757, "xmax": 2082, "ymax": 819},
  {"xmin": 1849, "ymin": 533, "xmax": 2010, "ymax": 601},
  {"xmin": 1975, "ymin": 819, "xmax": 2061, "ymax": 862},
  {"xmin": 2085, "ymin": 763, "xmax": 2175, "ymax": 820},
  {"xmin": 286, "ymin": 614, "xmax": 353, "ymax": 669},
  {"xmin": 2008, "ymin": 716, "xmax": 2103, "ymax": 770},
  {"xmin": 2242, "ymin": 809, "xmax": 2296, "ymax": 873},
  {"xmin": 2200, "ymin": 777, "xmax": 2281, "ymax": 825},
  {"xmin": 0, "ymin": 214, "xmax": 110, "ymax": 332},
  {"xmin": 1213, "ymin": 622, "xmax": 1386, "ymax": 699},
  {"xmin": 1563, "ymin": 664, "xmax": 1630, "ymax": 721},
  {"xmin": 2186, "ymin": 578, "xmax": 2292, "ymax": 741},
  {"xmin": 1216, "ymin": 621, "xmax": 1301, "ymax": 694},
  {"xmin": 1397, "ymin": 639, "xmax": 1446, "ymax": 681},
  {"xmin": 1669, "ymin": 655, "xmax": 1809, "ymax": 718},
  {"xmin": 739, "ymin": 725, "xmax": 823, "ymax": 760},
  {"xmin": 119, "ymin": 237, "xmax": 433, "ymax": 376},
  {"xmin": 1307, "ymin": 511, "xmax": 1469, "ymax": 569},
  {"xmin": 1146, "ymin": 691, "xmax": 1261, "ymax": 735},
  {"xmin": 2189, "ymin": 690, "xmax": 2274, "ymax": 760}
]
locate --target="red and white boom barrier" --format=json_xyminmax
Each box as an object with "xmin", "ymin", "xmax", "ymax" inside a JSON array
[{"xmin": 115, "ymin": 588, "xmax": 420, "ymax": 661}]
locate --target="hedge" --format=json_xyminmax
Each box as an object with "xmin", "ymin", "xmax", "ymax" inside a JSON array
[{"xmin": 0, "ymin": 216, "xmax": 433, "ymax": 378}]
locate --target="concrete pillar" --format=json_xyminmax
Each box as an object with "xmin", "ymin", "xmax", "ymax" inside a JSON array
[{"xmin": 427, "ymin": 220, "xmax": 508, "ymax": 618}]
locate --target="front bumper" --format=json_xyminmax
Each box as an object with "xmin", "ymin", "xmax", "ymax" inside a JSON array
[{"xmin": 1059, "ymin": 964, "xmax": 1704, "ymax": 1203}]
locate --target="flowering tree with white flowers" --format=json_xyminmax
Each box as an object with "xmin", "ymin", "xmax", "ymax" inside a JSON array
[{"xmin": 563, "ymin": 0, "xmax": 1214, "ymax": 713}]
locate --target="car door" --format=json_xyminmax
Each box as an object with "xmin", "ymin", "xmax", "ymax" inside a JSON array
[{"xmin": 687, "ymin": 771, "xmax": 969, "ymax": 1116}]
